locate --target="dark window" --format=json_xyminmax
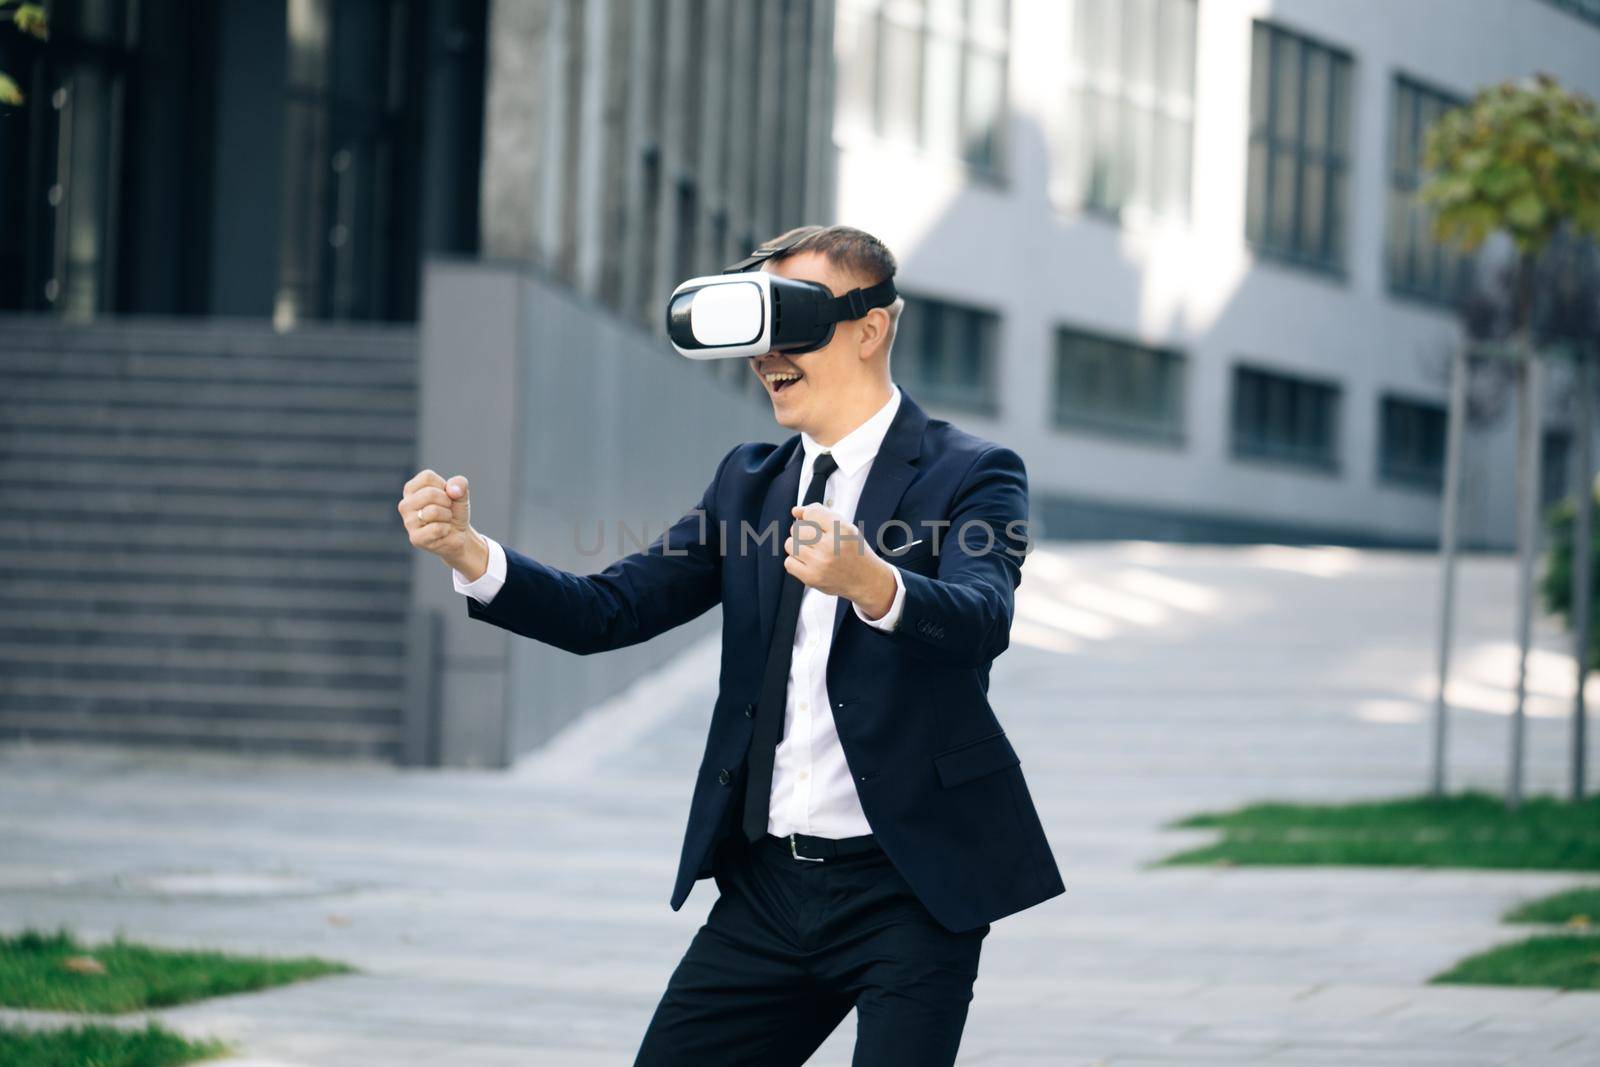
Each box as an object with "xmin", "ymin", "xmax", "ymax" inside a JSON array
[
  {"xmin": 1378, "ymin": 394, "xmax": 1447, "ymax": 491},
  {"xmin": 895, "ymin": 293, "xmax": 1000, "ymax": 414},
  {"xmin": 674, "ymin": 178, "xmax": 699, "ymax": 286},
  {"xmin": 1387, "ymin": 76, "xmax": 1472, "ymax": 305},
  {"xmin": 1245, "ymin": 21, "xmax": 1352, "ymax": 274},
  {"xmin": 636, "ymin": 144, "xmax": 661, "ymax": 322},
  {"xmin": 1058, "ymin": 0, "xmax": 1196, "ymax": 222},
  {"xmin": 278, "ymin": 0, "xmax": 420, "ymax": 323},
  {"xmin": 1, "ymin": 2, "xmax": 136, "ymax": 315},
  {"xmin": 1231, "ymin": 363, "xmax": 1341, "ymax": 471},
  {"xmin": 1542, "ymin": 428, "xmax": 1574, "ymax": 511},
  {"xmin": 1053, "ymin": 325, "xmax": 1185, "ymax": 443},
  {"xmin": 835, "ymin": 0, "xmax": 1010, "ymax": 176}
]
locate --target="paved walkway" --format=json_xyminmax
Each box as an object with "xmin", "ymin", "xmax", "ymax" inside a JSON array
[{"xmin": 3, "ymin": 542, "xmax": 1599, "ymax": 1065}]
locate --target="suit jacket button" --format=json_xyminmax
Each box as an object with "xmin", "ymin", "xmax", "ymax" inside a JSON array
[
  {"xmin": 744, "ymin": 703, "xmax": 756, "ymax": 719},
  {"xmin": 717, "ymin": 768, "xmax": 732, "ymax": 785}
]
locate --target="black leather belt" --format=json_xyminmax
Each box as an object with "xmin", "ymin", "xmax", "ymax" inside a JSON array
[{"xmin": 763, "ymin": 831, "xmax": 882, "ymax": 863}]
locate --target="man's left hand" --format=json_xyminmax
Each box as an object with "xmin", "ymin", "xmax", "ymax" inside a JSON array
[{"xmin": 785, "ymin": 504, "xmax": 898, "ymax": 620}]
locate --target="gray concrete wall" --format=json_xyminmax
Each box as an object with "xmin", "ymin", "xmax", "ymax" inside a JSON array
[{"xmin": 413, "ymin": 257, "xmax": 777, "ymax": 767}]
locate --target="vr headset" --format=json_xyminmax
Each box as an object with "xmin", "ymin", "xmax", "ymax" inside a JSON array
[{"xmin": 666, "ymin": 239, "xmax": 898, "ymax": 359}]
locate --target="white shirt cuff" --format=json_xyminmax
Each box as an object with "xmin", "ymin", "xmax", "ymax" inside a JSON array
[
  {"xmin": 452, "ymin": 535, "xmax": 507, "ymax": 604},
  {"xmin": 855, "ymin": 563, "xmax": 906, "ymax": 632}
]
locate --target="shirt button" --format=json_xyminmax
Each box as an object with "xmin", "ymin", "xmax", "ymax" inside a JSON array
[
  {"xmin": 799, "ymin": 771, "xmax": 809, "ymax": 780},
  {"xmin": 799, "ymin": 702, "xmax": 809, "ymax": 712}
]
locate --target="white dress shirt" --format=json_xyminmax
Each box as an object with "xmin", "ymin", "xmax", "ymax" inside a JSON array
[{"xmin": 454, "ymin": 385, "xmax": 908, "ymax": 839}]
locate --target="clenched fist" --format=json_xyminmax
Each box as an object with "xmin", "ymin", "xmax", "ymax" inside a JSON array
[
  {"xmin": 784, "ymin": 503, "xmax": 898, "ymax": 621},
  {"xmin": 399, "ymin": 468, "xmax": 489, "ymax": 580}
]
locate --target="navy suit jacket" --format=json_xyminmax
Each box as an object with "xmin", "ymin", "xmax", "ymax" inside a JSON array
[{"xmin": 465, "ymin": 390, "xmax": 1065, "ymax": 932}]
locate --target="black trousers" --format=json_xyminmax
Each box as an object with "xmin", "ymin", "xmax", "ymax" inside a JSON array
[{"xmin": 633, "ymin": 832, "xmax": 989, "ymax": 1066}]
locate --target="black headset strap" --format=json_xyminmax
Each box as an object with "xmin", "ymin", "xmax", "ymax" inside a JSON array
[
  {"xmin": 721, "ymin": 241, "xmax": 797, "ymax": 273},
  {"xmin": 721, "ymin": 241, "xmax": 897, "ymax": 321},
  {"xmin": 820, "ymin": 278, "xmax": 898, "ymax": 323}
]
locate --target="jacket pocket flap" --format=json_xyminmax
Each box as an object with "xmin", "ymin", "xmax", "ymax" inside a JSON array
[{"xmin": 933, "ymin": 730, "xmax": 1020, "ymax": 788}]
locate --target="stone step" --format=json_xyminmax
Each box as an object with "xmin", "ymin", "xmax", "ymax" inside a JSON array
[
  {"xmin": 0, "ymin": 346, "xmax": 418, "ymax": 386},
  {"xmin": 0, "ymin": 707, "xmax": 400, "ymax": 751},
  {"xmin": 0, "ymin": 318, "xmax": 416, "ymax": 360},
  {"xmin": 0, "ymin": 549, "xmax": 411, "ymax": 585},
  {"xmin": 6, "ymin": 608, "xmax": 409, "ymax": 647},
  {"xmin": 0, "ymin": 578, "xmax": 407, "ymax": 616},
  {"xmin": 12, "ymin": 485, "xmax": 400, "ymax": 523},
  {"xmin": 0, "ymin": 402, "xmax": 414, "ymax": 442},
  {"xmin": 0, "ymin": 428, "xmax": 414, "ymax": 469},
  {"xmin": 0, "ymin": 518, "xmax": 410, "ymax": 555},
  {"xmin": 7, "ymin": 458, "xmax": 414, "ymax": 496},
  {"xmin": 0, "ymin": 641, "xmax": 403, "ymax": 676},
  {"xmin": 0, "ymin": 675, "xmax": 400, "ymax": 712},
  {"xmin": 0, "ymin": 376, "xmax": 417, "ymax": 414},
  {"xmin": 1, "ymin": 657, "xmax": 402, "ymax": 693}
]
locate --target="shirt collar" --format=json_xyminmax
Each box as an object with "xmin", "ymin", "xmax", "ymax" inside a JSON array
[{"xmin": 800, "ymin": 385, "xmax": 902, "ymax": 479}]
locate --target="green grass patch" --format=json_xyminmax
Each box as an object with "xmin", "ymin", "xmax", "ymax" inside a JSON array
[
  {"xmin": 1156, "ymin": 790, "xmax": 1600, "ymax": 870},
  {"xmin": 1431, "ymin": 933, "xmax": 1600, "ymax": 990},
  {"xmin": 0, "ymin": 1021, "xmax": 228, "ymax": 1067},
  {"xmin": 1504, "ymin": 885, "xmax": 1600, "ymax": 927},
  {"xmin": 0, "ymin": 928, "xmax": 353, "ymax": 1014}
]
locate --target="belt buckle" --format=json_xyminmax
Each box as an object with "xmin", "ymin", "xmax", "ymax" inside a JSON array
[{"xmin": 789, "ymin": 832, "xmax": 826, "ymax": 863}]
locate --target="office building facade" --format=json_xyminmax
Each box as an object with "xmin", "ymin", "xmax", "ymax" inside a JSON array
[{"xmin": 834, "ymin": 0, "xmax": 1600, "ymax": 548}]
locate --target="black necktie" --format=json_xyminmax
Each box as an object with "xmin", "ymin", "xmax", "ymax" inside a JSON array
[{"xmin": 742, "ymin": 450, "xmax": 839, "ymax": 842}]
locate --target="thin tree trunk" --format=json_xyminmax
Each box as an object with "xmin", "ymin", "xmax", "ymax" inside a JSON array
[
  {"xmin": 1432, "ymin": 343, "xmax": 1469, "ymax": 797},
  {"xmin": 1573, "ymin": 349, "xmax": 1594, "ymax": 802},
  {"xmin": 1509, "ymin": 351, "xmax": 1544, "ymax": 811}
]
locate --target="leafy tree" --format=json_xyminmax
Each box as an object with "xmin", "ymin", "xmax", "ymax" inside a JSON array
[
  {"xmin": 1423, "ymin": 74, "xmax": 1600, "ymax": 264},
  {"xmin": 1421, "ymin": 75, "xmax": 1600, "ymax": 809},
  {"xmin": 0, "ymin": 3, "xmax": 48, "ymax": 106}
]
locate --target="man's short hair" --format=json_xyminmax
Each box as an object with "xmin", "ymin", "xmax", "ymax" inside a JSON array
[{"xmin": 759, "ymin": 224, "xmax": 898, "ymax": 289}]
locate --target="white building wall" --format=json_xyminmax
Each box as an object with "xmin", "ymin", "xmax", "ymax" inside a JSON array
[{"xmin": 834, "ymin": 0, "xmax": 1600, "ymax": 547}]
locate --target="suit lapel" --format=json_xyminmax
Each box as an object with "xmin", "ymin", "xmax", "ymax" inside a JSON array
[
  {"xmin": 832, "ymin": 391, "xmax": 929, "ymax": 639},
  {"xmin": 756, "ymin": 439, "xmax": 804, "ymax": 652}
]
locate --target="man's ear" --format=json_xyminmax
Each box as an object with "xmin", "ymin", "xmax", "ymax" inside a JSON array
[{"xmin": 856, "ymin": 306, "xmax": 891, "ymax": 362}]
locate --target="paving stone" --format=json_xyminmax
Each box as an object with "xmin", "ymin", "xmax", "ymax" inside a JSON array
[{"xmin": 2, "ymin": 545, "xmax": 1597, "ymax": 1064}]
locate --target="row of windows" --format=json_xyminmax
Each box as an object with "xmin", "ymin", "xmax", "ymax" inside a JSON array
[
  {"xmin": 835, "ymin": 0, "xmax": 1010, "ymax": 174},
  {"xmin": 838, "ymin": 2, "xmax": 1484, "ymax": 306},
  {"xmin": 893, "ymin": 293, "xmax": 1509, "ymax": 496},
  {"xmin": 1386, "ymin": 76, "xmax": 1474, "ymax": 303},
  {"xmin": 1245, "ymin": 21, "xmax": 1352, "ymax": 275},
  {"xmin": 1057, "ymin": 0, "xmax": 1196, "ymax": 223}
]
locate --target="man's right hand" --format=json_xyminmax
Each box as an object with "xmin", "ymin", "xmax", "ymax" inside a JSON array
[{"xmin": 399, "ymin": 468, "xmax": 489, "ymax": 581}]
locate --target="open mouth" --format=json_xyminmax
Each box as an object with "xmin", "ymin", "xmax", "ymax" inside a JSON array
[{"xmin": 762, "ymin": 368, "xmax": 804, "ymax": 394}]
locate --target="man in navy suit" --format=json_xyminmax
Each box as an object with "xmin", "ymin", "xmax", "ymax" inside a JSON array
[{"xmin": 399, "ymin": 226, "xmax": 1064, "ymax": 1065}]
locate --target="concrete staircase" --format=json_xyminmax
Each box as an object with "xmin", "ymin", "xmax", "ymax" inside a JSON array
[{"xmin": 0, "ymin": 317, "xmax": 420, "ymax": 760}]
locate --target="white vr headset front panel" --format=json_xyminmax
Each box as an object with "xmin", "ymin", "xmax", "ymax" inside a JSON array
[{"xmin": 668, "ymin": 272, "xmax": 774, "ymax": 359}]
